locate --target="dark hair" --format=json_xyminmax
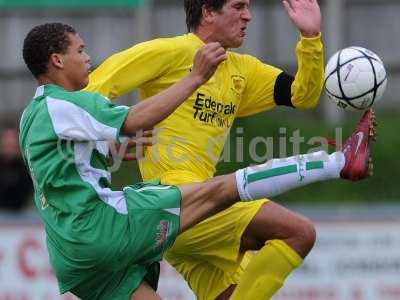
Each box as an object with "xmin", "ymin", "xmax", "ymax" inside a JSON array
[
  {"xmin": 184, "ymin": 0, "xmax": 227, "ymax": 32},
  {"xmin": 22, "ymin": 23, "xmax": 76, "ymax": 78}
]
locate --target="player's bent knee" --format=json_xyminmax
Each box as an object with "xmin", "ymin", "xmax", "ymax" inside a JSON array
[{"xmin": 294, "ymin": 216, "xmax": 316, "ymax": 255}]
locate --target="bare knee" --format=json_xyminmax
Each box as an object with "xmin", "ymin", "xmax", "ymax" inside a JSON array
[
  {"xmin": 290, "ymin": 215, "xmax": 316, "ymax": 257},
  {"xmin": 241, "ymin": 202, "xmax": 316, "ymax": 258}
]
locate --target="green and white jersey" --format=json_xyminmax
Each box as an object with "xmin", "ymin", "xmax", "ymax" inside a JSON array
[{"xmin": 19, "ymin": 84, "xmax": 130, "ymax": 292}]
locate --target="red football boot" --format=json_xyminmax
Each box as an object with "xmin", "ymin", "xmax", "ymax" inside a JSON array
[{"xmin": 340, "ymin": 109, "xmax": 377, "ymax": 181}]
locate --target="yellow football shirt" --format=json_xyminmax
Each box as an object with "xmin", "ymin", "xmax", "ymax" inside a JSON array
[{"xmin": 86, "ymin": 33, "xmax": 324, "ymax": 183}]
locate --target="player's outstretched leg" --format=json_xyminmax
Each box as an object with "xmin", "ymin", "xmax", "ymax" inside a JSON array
[
  {"xmin": 340, "ymin": 109, "xmax": 377, "ymax": 180},
  {"xmin": 178, "ymin": 174, "xmax": 239, "ymax": 232},
  {"xmin": 235, "ymin": 109, "xmax": 377, "ymax": 201}
]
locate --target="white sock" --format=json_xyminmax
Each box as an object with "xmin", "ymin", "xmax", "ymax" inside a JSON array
[{"xmin": 235, "ymin": 151, "xmax": 345, "ymax": 201}]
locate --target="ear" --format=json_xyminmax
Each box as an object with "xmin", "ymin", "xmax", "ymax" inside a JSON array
[
  {"xmin": 49, "ymin": 53, "xmax": 64, "ymax": 70},
  {"xmin": 201, "ymin": 4, "xmax": 216, "ymax": 26}
]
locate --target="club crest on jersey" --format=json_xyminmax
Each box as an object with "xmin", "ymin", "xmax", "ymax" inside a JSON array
[{"xmin": 231, "ymin": 75, "xmax": 245, "ymax": 94}]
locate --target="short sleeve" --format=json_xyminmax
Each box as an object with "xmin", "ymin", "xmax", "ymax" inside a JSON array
[{"xmin": 46, "ymin": 92, "xmax": 129, "ymax": 142}]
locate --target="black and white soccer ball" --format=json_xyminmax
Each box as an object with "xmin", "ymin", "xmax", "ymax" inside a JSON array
[{"xmin": 324, "ymin": 47, "xmax": 387, "ymax": 110}]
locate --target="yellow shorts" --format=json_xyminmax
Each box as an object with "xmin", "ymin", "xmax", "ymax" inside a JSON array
[{"xmin": 161, "ymin": 171, "xmax": 268, "ymax": 300}]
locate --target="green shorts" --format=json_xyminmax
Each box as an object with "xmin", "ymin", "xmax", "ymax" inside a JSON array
[{"xmin": 69, "ymin": 181, "xmax": 181, "ymax": 300}]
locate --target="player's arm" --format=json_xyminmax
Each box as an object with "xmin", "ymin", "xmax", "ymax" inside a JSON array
[
  {"xmin": 274, "ymin": 34, "xmax": 323, "ymax": 109},
  {"xmin": 279, "ymin": 0, "xmax": 323, "ymax": 109},
  {"xmin": 237, "ymin": 0, "xmax": 323, "ymax": 117},
  {"xmin": 236, "ymin": 36, "xmax": 323, "ymax": 117},
  {"xmin": 121, "ymin": 43, "xmax": 226, "ymax": 135},
  {"xmin": 48, "ymin": 44, "xmax": 225, "ymax": 142}
]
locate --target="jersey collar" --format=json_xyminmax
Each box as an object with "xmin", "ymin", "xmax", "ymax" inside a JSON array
[
  {"xmin": 33, "ymin": 84, "xmax": 64, "ymax": 99},
  {"xmin": 33, "ymin": 85, "xmax": 45, "ymax": 98}
]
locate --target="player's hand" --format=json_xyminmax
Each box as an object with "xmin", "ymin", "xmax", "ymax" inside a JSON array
[
  {"xmin": 110, "ymin": 130, "xmax": 154, "ymax": 161},
  {"xmin": 282, "ymin": 0, "xmax": 321, "ymax": 38},
  {"xmin": 191, "ymin": 42, "xmax": 227, "ymax": 84}
]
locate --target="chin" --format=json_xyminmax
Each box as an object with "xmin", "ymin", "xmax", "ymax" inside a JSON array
[
  {"xmin": 228, "ymin": 37, "xmax": 244, "ymax": 48},
  {"xmin": 229, "ymin": 41, "xmax": 243, "ymax": 49},
  {"xmin": 80, "ymin": 78, "xmax": 89, "ymax": 90}
]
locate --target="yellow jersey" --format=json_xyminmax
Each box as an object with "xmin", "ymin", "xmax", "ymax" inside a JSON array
[{"xmin": 86, "ymin": 33, "xmax": 324, "ymax": 183}]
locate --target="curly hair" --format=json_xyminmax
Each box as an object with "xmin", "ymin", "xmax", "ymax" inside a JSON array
[
  {"xmin": 22, "ymin": 23, "xmax": 76, "ymax": 78},
  {"xmin": 184, "ymin": 0, "xmax": 227, "ymax": 32}
]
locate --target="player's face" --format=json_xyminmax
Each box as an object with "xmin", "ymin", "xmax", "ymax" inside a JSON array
[
  {"xmin": 211, "ymin": 0, "xmax": 252, "ymax": 48},
  {"xmin": 62, "ymin": 33, "xmax": 91, "ymax": 90}
]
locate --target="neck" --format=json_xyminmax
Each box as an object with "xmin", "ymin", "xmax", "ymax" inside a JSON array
[
  {"xmin": 193, "ymin": 27, "xmax": 230, "ymax": 50},
  {"xmin": 194, "ymin": 27, "xmax": 217, "ymax": 45},
  {"xmin": 37, "ymin": 73, "xmax": 75, "ymax": 91},
  {"xmin": 37, "ymin": 75, "xmax": 55, "ymax": 87}
]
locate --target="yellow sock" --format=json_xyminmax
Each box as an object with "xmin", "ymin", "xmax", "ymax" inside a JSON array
[{"xmin": 230, "ymin": 240, "xmax": 303, "ymax": 300}]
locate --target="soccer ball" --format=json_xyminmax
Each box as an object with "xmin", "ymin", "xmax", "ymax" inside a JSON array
[{"xmin": 324, "ymin": 47, "xmax": 387, "ymax": 110}]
